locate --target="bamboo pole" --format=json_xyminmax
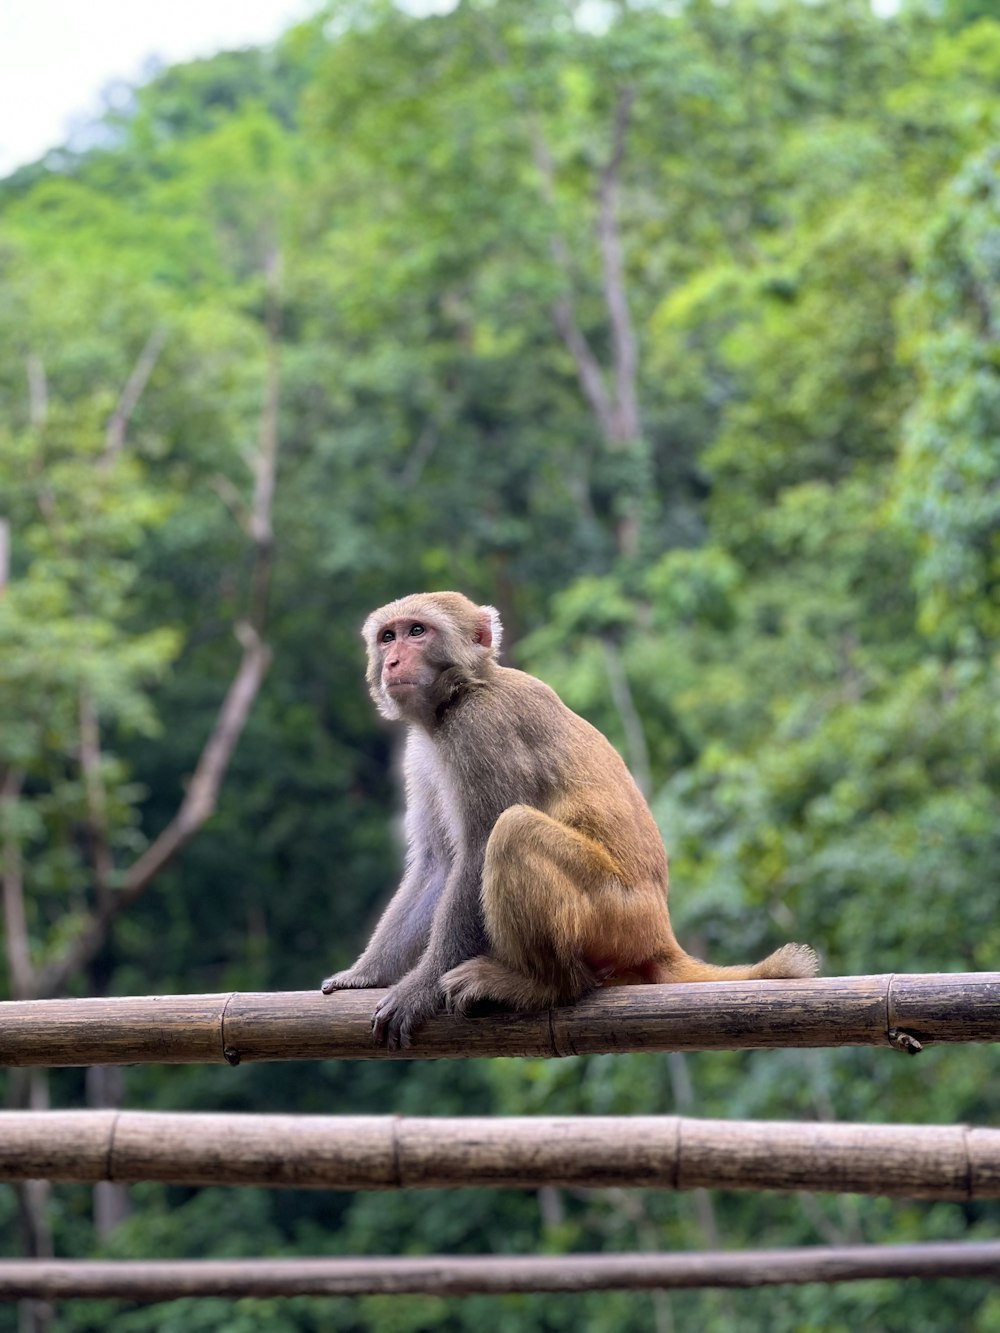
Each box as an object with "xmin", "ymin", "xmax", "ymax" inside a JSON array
[
  {"xmin": 0, "ymin": 1111, "xmax": 999, "ymax": 1198},
  {"xmin": 1, "ymin": 973, "xmax": 999, "ymax": 1066},
  {"xmin": 1, "ymin": 1243, "xmax": 1000, "ymax": 1300}
]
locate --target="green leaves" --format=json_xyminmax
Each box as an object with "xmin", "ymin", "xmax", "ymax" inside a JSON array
[
  {"xmin": 2, "ymin": 4, "xmax": 1000, "ymax": 1328},
  {"xmin": 895, "ymin": 146, "xmax": 1000, "ymax": 647}
]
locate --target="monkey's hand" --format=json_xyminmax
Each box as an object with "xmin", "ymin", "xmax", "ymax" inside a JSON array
[
  {"xmin": 370, "ymin": 972, "xmax": 442, "ymax": 1052},
  {"xmin": 321, "ymin": 965, "xmax": 388, "ymax": 995}
]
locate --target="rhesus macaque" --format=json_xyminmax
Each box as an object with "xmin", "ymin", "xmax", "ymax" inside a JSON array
[{"xmin": 322, "ymin": 591, "xmax": 818, "ymax": 1049}]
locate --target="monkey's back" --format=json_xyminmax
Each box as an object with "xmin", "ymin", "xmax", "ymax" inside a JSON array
[{"xmin": 439, "ymin": 666, "xmax": 668, "ymax": 889}]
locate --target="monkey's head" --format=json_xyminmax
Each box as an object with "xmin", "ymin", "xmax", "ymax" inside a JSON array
[{"xmin": 362, "ymin": 591, "xmax": 503, "ymax": 721}]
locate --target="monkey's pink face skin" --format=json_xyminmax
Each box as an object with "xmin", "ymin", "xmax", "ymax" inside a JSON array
[{"xmin": 377, "ymin": 618, "xmax": 439, "ymax": 697}]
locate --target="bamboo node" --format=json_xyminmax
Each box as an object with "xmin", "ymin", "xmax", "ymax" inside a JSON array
[{"xmin": 888, "ymin": 1029, "xmax": 923, "ymax": 1056}]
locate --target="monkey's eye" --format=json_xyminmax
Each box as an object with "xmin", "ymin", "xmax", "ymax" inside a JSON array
[
  {"xmin": 380, "ymin": 629, "xmax": 396, "ymax": 644},
  {"xmin": 409, "ymin": 624, "xmax": 426, "ymax": 637}
]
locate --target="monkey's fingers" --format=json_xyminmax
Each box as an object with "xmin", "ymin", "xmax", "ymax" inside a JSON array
[
  {"xmin": 321, "ymin": 969, "xmax": 378, "ymax": 994},
  {"xmin": 370, "ymin": 997, "xmax": 407, "ymax": 1050},
  {"xmin": 371, "ymin": 984, "xmax": 440, "ymax": 1050},
  {"xmin": 372, "ymin": 1010, "xmax": 415, "ymax": 1051}
]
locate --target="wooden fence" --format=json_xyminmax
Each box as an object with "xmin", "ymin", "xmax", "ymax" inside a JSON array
[
  {"xmin": 3, "ymin": 971, "xmax": 1000, "ymax": 1065},
  {"xmin": 3, "ymin": 973, "xmax": 1000, "ymax": 1305},
  {"xmin": 1, "ymin": 1111, "xmax": 999, "ymax": 1198},
  {"xmin": 3, "ymin": 1243, "xmax": 1000, "ymax": 1300}
]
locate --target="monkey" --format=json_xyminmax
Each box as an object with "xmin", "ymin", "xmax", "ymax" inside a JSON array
[{"xmin": 321, "ymin": 591, "xmax": 818, "ymax": 1050}]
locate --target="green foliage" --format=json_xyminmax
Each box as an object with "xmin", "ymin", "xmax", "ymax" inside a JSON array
[
  {"xmin": 2, "ymin": 2, "xmax": 1000, "ymax": 1331},
  {"xmin": 895, "ymin": 144, "xmax": 1000, "ymax": 647}
]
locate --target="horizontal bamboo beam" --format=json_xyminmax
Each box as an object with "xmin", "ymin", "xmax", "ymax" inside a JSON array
[
  {"xmin": 2, "ymin": 1243, "xmax": 1000, "ymax": 1300},
  {"xmin": 2, "ymin": 1111, "xmax": 1000, "ymax": 1198},
  {"xmin": 1, "ymin": 973, "xmax": 999, "ymax": 1067}
]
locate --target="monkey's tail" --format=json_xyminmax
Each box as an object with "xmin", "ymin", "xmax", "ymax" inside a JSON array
[{"xmin": 652, "ymin": 941, "xmax": 819, "ymax": 983}]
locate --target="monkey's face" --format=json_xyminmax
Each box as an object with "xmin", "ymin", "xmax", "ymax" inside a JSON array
[
  {"xmin": 363, "ymin": 593, "xmax": 501, "ymax": 721},
  {"xmin": 375, "ymin": 616, "xmax": 440, "ymax": 705}
]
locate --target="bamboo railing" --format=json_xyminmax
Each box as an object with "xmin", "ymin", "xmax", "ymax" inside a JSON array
[
  {"xmin": 2, "ymin": 1243, "xmax": 1000, "ymax": 1299},
  {"xmin": 2, "ymin": 972, "xmax": 999, "ymax": 1065},
  {"xmin": 0, "ymin": 1111, "xmax": 999, "ymax": 1197},
  {"xmin": 4, "ymin": 975, "xmax": 1000, "ymax": 1303}
]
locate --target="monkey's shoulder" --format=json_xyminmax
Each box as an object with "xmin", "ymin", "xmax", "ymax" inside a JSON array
[
  {"xmin": 491, "ymin": 666, "xmax": 565, "ymax": 706},
  {"xmin": 473, "ymin": 667, "xmax": 585, "ymax": 737},
  {"xmin": 456, "ymin": 668, "xmax": 629, "ymax": 777},
  {"xmin": 495, "ymin": 667, "xmax": 622, "ymax": 737}
]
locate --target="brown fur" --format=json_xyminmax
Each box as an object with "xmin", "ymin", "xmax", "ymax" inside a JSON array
[{"xmin": 322, "ymin": 591, "xmax": 818, "ymax": 1049}]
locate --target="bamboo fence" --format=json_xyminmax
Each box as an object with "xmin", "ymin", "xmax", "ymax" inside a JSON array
[
  {"xmin": 1, "ymin": 1111, "xmax": 999, "ymax": 1198},
  {"xmin": 2, "ymin": 971, "xmax": 999, "ymax": 1065},
  {"xmin": 4, "ymin": 974, "xmax": 1000, "ymax": 1302},
  {"xmin": 2, "ymin": 1243, "xmax": 1000, "ymax": 1300}
]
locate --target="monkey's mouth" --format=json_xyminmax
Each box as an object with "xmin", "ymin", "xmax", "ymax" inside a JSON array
[{"xmin": 385, "ymin": 679, "xmax": 420, "ymax": 690}]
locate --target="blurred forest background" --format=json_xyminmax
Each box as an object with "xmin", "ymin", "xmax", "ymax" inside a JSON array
[{"xmin": 1, "ymin": 0, "xmax": 999, "ymax": 1328}]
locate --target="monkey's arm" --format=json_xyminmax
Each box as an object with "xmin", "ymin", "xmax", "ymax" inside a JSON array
[
  {"xmin": 370, "ymin": 849, "xmax": 488, "ymax": 1050},
  {"xmin": 320, "ymin": 851, "xmax": 446, "ymax": 993},
  {"xmin": 322, "ymin": 739, "xmax": 452, "ymax": 996}
]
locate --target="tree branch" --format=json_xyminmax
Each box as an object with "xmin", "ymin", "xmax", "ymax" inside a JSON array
[
  {"xmin": 103, "ymin": 328, "xmax": 167, "ymax": 463},
  {"xmin": 486, "ymin": 22, "xmax": 643, "ymax": 560},
  {"xmin": 34, "ymin": 263, "xmax": 281, "ymax": 999},
  {"xmin": 209, "ymin": 475, "xmax": 253, "ymax": 535},
  {"xmin": 398, "ymin": 421, "xmax": 441, "ymax": 489},
  {"xmin": 118, "ymin": 624, "xmax": 273, "ymax": 908},
  {"xmin": 25, "ymin": 354, "xmax": 48, "ymax": 431},
  {"xmin": 0, "ymin": 519, "xmax": 9, "ymax": 596},
  {"xmin": 248, "ymin": 249, "xmax": 281, "ymax": 630},
  {"xmin": 78, "ymin": 690, "xmax": 114, "ymax": 917},
  {"xmin": 529, "ymin": 120, "xmax": 617, "ymax": 439},
  {"xmin": 1, "ymin": 768, "xmax": 34, "ymax": 1000},
  {"xmin": 550, "ymin": 296, "xmax": 618, "ymax": 439},
  {"xmin": 598, "ymin": 85, "xmax": 641, "ymax": 444},
  {"xmin": 600, "ymin": 637, "xmax": 652, "ymax": 799}
]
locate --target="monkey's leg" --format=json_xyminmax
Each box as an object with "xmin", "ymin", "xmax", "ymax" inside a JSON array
[{"xmin": 441, "ymin": 804, "xmax": 667, "ymax": 1013}]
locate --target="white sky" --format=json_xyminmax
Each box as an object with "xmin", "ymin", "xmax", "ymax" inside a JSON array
[
  {"xmin": 0, "ymin": 0, "xmax": 902, "ymax": 179},
  {"xmin": 0, "ymin": 0, "xmax": 322, "ymax": 176}
]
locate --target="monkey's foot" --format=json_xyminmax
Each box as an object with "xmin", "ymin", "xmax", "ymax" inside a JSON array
[
  {"xmin": 441, "ymin": 958, "xmax": 496, "ymax": 1014},
  {"xmin": 442, "ymin": 957, "xmax": 564, "ymax": 1014}
]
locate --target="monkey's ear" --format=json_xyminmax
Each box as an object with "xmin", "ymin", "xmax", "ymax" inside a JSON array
[{"xmin": 476, "ymin": 605, "xmax": 503, "ymax": 654}]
